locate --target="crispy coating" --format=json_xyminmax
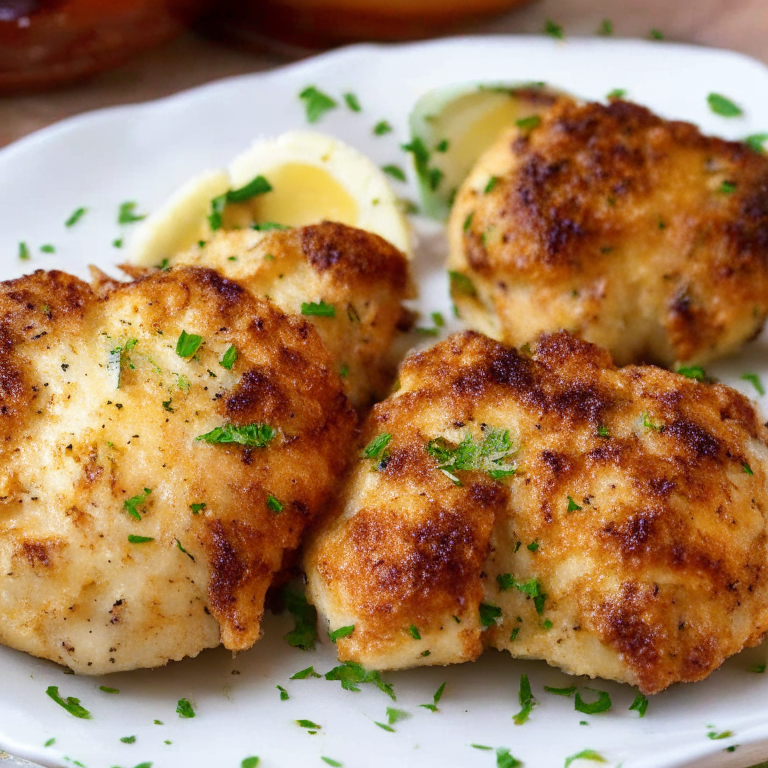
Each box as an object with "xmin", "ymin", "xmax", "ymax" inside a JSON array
[
  {"xmin": 305, "ymin": 331, "xmax": 768, "ymax": 693},
  {"xmin": 167, "ymin": 221, "xmax": 414, "ymax": 410},
  {"xmin": 0, "ymin": 267, "xmax": 356, "ymax": 674},
  {"xmin": 448, "ymin": 98, "xmax": 768, "ymax": 366}
]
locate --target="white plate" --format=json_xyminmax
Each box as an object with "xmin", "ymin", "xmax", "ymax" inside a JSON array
[{"xmin": 2, "ymin": 36, "xmax": 768, "ymax": 768}]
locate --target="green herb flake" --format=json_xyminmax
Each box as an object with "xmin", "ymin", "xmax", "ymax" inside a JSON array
[
  {"xmin": 649, "ymin": 28, "xmax": 665, "ymax": 40},
  {"xmin": 363, "ymin": 433, "xmax": 391, "ymax": 464},
  {"xmin": 176, "ymin": 698, "xmax": 195, "ymax": 718},
  {"xmin": 113, "ymin": 238, "xmax": 123, "ymax": 249},
  {"xmin": 707, "ymin": 729, "xmax": 734, "ymax": 740},
  {"xmin": 299, "ymin": 86, "xmax": 338, "ymax": 123},
  {"xmin": 325, "ymin": 660, "xmax": 395, "ymax": 699},
  {"xmin": 431, "ymin": 311, "xmax": 445, "ymax": 328},
  {"xmin": 479, "ymin": 602, "xmax": 502, "ymax": 627},
  {"xmin": 544, "ymin": 685, "xmax": 577, "ymax": 696},
  {"xmin": 196, "ymin": 423, "xmax": 276, "ymax": 447},
  {"xmin": 301, "ymin": 300, "xmax": 336, "ymax": 317},
  {"xmin": 128, "ymin": 535, "xmax": 154, "ymax": 544},
  {"xmin": 382, "ymin": 164, "xmax": 407, "ymax": 182},
  {"xmin": 742, "ymin": 462, "xmax": 754, "ymax": 476},
  {"xmin": 677, "ymin": 365, "xmax": 706, "ymax": 380},
  {"xmin": 44, "ymin": 738, "xmax": 55, "ymax": 747},
  {"xmin": 751, "ymin": 663, "xmax": 766, "ymax": 673},
  {"xmin": 745, "ymin": 133, "xmax": 768, "ymax": 153},
  {"xmin": 220, "ymin": 345, "xmax": 237, "ymax": 370},
  {"xmin": 567, "ymin": 495, "xmax": 583, "ymax": 512},
  {"xmin": 343, "ymin": 92, "xmax": 361, "ymax": 112},
  {"xmin": 564, "ymin": 749, "xmax": 608, "ymax": 768},
  {"xmin": 512, "ymin": 673, "xmax": 536, "ymax": 725},
  {"xmin": 120, "ymin": 735, "xmax": 136, "ymax": 743},
  {"xmin": 176, "ymin": 330, "xmax": 203, "ymax": 358},
  {"xmin": 241, "ymin": 760, "xmax": 259, "ymax": 768},
  {"xmin": 276, "ymin": 685, "xmax": 289, "ymax": 701},
  {"xmin": 19, "ymin": 242, "xmax": 30, "ymax": 261},
  {"xmin": 497, "ymin": 573, "xmax": 515, "ymax": 592},
  {"xmin": 99, "ymin": 686, "xmax": 119, "ymax": 694},
  {"xmin": 544, "ymin": 18, "xmax": 564, "ymax": 39},
  {"xmin": 629, "ymin": 692, "xmax": 648, "ymax": 717},
  {"xmin": 322, "ymin": 759, "xmax": 342, "ymax": 767},
  {"xmin": 448, "ymin": 269, "xmax": 477, "ymax": 297},
  {"xmin": 251, "ymin": 221, "xmax": 288, "ymax": 232},
  {"xmin": 266, "ymin": 494, "xmax": 283, "ymax": 514},
  {"xmin": 516, "ymin": 115, "xmax": 541, "ymax": 131},
  {"xmin": 574, "ymin": 689, "xmax": 612, "ymax": 715},
  {"xmin": 527, "ymin": 539, "xmax": 539, "ymax": 552},
  {"xmin": 708, "ymin": 93, "xmax": 743, "ymax": 118},
  {"xmin": 281, "ymin": 587, "xmax": 318, "ymax": 651},
  {"xmin": 607, "ymin": 88, "xmax": 627, "ymax": 99},
  {"xmin": 718, "ymin": 180, "xmax": 737, "ymax": 195},
  {"xmin": 189, "ymin": 502, "xmax": 207, "ymax": 514},
  {"xmin": 597, "ymin": 18, "xmax": 613, "ymax": 35},
  {"xmin": 484, "ymin": 176, "xmax": 499, "ymax": 194},
  {"xmin": 471, "ymin": 744, "xmax": 493, "ymax": 750},
  {"xmin": 118, "ymin": 201, "xmax": 146, "ymax": 224},
  {"xmin": 375, "ymin": 721, "xmax": 395, "ymax": 732},
  {"xmin": 40, "ymin": 244, "xmax": 55, "ymax": 253},
  {"xmin": 597, "ymin": 424, "xmax": 610, "ymax": 438},
  {"xmin": 497, "ymin": 748, "xmax": 522, "ymax": 768},
  {"xmin": 373, "ymin": 120, "xmax": 393, "ymax": 136},
  {"xmin": 407, "ymin": 624, "xmax": 421, "ymax": 640},
  {"xmin": 208, "ymin": 175, "xmax": 272, "ymax": 230},
  {"xmin": 329, "ymin": 625, "xmax": 355, "ymax": 642},
  {"xmin": 426, "ymin": 428, "xmax": 517, "ymax": 485},
  {"xmin": 463, "ymin": 212, "xmax": 474, "ymax": 232},
  {"xmin": 741, "ymin": 372, "xmax": 765, "ymax": 395},
  {"xmin": 65, "ymin": 207, "xmax": 87, "ymax": 227},
  {"xmin": 124, "ymin": 488, "xmax": 151, "ymax": 520},
  {"xmin": 176, "ymin": 539, "xmax": 194, "ymax": 560},
  {"xmin": 45, "ymin": 686, "xmax": 92, "ymax": 719},
  {"xmin": 419, "ymin": 681, "xmax": 446, "ymax": 712},
  {"xmin": 434, "ymin": 139, "xmax": 449, "ymax": 153},
  {"xmin": 297, "ymin": 719, "xmax": 321, "ymax": 729},
  {"xmin": 428, "ymin": 167, "xmax": 444, "ymax": 191},
  {"xmin": 290, "ymin": 666, "xmax": 321, "ymax": 680},
  {"xmin": 386, "ymin": 707, "xmax": 410, "ymax": 726},
  {"xmin": 510, "ymin": 627, "xmax": 520, "ymax": 641},
  {"xmin": 642, "ymin": 411, "xmax": 664, "ymax": 432}
]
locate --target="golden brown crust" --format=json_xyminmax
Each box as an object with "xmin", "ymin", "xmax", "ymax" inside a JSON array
[
  {"xmin": 449, "ymin": 98, "xmax": 768, "ymax": 366},
  {"xmin": 0, "ymin": 266, "xmax": 356, "ymax": 671},
  {"xmin": 305, "ymin": 331, "xmax": 768, "ymax": 693}
]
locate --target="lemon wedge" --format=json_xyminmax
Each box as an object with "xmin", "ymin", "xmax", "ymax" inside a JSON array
[
  {"xmin": 407, "ymin": 82, "xmax": 567, "ymax": 219},
  {"xmin": 129, "ymin": 131, "xmax": 412, "ymax": 266}
]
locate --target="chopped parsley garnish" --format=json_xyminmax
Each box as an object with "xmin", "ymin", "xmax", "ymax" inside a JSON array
[
  {"xmin": 629, "ymin": 692, "xmax": 648, "ymax": 717},
  {"xmin": 512, "ymin": 674, "xmax": 536, "ymax": 725},
  {"xmin": 99, "ymin": 686, "xmax": 119, "ymax": 694},
  {"xmin": 44, "ymin": 738, "xmax": 55, "ymax": 747},
  {"xmin": 435, "ymin": 139, "xmax": 449, "ymax": 153},
  {"xmin": 480, "ymin": 603, "xmax": 502, "ymax": 627},
  {"xmin": 707, "ymin": 729, "xmax": 734, "ymax": 740},
  {"xmin": 241, "ymin": 759, "xmax": 260, "ymax": 768},
  {"xmin": 752, "ymin": 663, "xmax": 766, "ymax": 673},
  {"xmin": 544, "ymin": 685, "xmax": 576, "ymax": 696},
  {"xmin": 65, "ymin": 207, "xmax": 87, "ymax": 227},
  {"xmin": 162, "ymin": 398, "xmax": 173, "ymax": 412},
  {"xmin": 41, "ymin": 244, "xmax": 55, "ymax": 253},
  {"xmin": 329, "ymin": 625, "xmax": 355, "ymax": 642},
  {"xmin": 432, "ymin": 311, "xmax": 445, "ymax": 327},
  {"xmin": 574, "ymin": 689, "xmax": 612, "ymax": 714},
  {"xmin": 597, "ymin": 18, "xmax": 613, "ymax": 35},
  {"xmin": 251, "ymin": 221, "xmax": 289, "ymax": 231},
  {"xmin": 322, "ymin": 758, "xmax": 342, "ymax": 767},
  {"xmin": 428, "ymin": 167, "xmax": 444, "ymax": 191},
  {"xmin": 471, "ymin": 744, "xmax": 493, "ymax": 750},
  {"xmin": 124, "ymin": 488, "xmax": 152, "ymax": 520},
  {"xmin": 448, "ymin": 270, "xmax": 477, "ymax": 297},
  {"xmin": 281, "ymin": 587, "xmax": 318, "ymax": 651},
  {"xmin": 567, "ymin": 495, "xmax": 583, "ymax": 512},
  {"xmin": 597, "ymin": 424, "xmax": 610, "ymax": 438},
  {"xmin": 343, "ymin": 92, "xmax": 361, "ymax": 112},
  {"xmin": 607, "ymin": 88, "xmax": 627, "ymax": 99},
  {"xmin": 484, "ymin": 176, "xmax": 499, "ymax": 194},
  {"xmin": 745, "ymin": 133, "xmax": 768, "ymax": 153},
  {"xmin": 18, "ymin": 242, "xmax": 30, "ymax": 261},
  {"xmin": 373, "ymin": 120, "xmax": 393, "ymax": 136},
  {"xmin": 176, "ymin": 330, "xmax": 203, "ymax": 358},
  {"xmin": 220, "ymin": 345, "xmax": 237, "ymax": 370},
  {"xmin": 677, "ymin": 365, "xmax": 706, "ymax": 380},
  {"xmin": 497, "ymin": 748, "xmax": 522, "ymax": 768},
  {"xmin": 196, "ymin": 423, "xmax": 276, "ymax": 447},
  {"xmin": 386, "ymin": 707, "xmax": 410, "ymax": 726},
  {"xmin": 718, "ymin": 180, "xmax": 737, "ymax": 195},
  {"xmin": 509, "ymin": 627, "xmax": 520, "ymax": 641},
  {"xmin": 463, "ymin": 212, "xmax": 474, "ymax": 231},
  {"xmin": 708, "ymin": 93, "xmax": 743, "ymax": 118},
  {"xmin": 544, "ymin": 18, "xmax": 564, "ymax": 39},
  {"xmin": 741, "ymin": 372, "xmax": 765, "ymax": 395},
  {"xmin": 176, "ymin": 698, "xmax": 195, "ymax": 718},
  {"xmin": 649, "ymin": 28, "xmax": 665, "ymax": 40},
  {"xmin": 642, "ymin": 412, "xmax": 664, "ymax": 432},
  {"xmin": 113, "ymin": 238, "xmax": 123, "ymax": 248},
  {"xmin": 742, "ymin": 462, "xmax": 754, "ymax": 476},
  {"xmin": 128, "ymin": 534, "xmax": 154, "ymax": 544},
  {"xmin": 296, "ymin": 719, "xmax": 321, "ymax": 729},
  {"xmin": 209, "ymin": 175, "xmax": 273, "ymax": 230},
  {"xmin": 301, "ymin": 300, "xmax": 336, "ymax": 317},
  {"xmin": 189, "ymin": 502, "xmax": 206, "ymax": 514},
  {"xmin": 564, "ymin": 750, "xmax": 607, "ymax": 768},
  {"xmin": 299, "ymin": 86, "xmax": 338, "ymax": 123},
  {"xmin": 176, "ymin": 539, "xmax": 194, "ymax": 560},
  {"xmin": 120, "ymin": 735, "xmax": 136, "ymax": 743},
  {"xmin": 266, "ymin": 494, "xmax": 283, "ymax": 513},
  {"xmin": 325, "ymin": 661, "xmax": 395, "ymax": 699},
  {"xmin": 118, "ymin": 201, "xmax": 147, "ymax": 224},
  {"xmin": 276, "ymin": 685, "xmax": 289, "ymax": 701},
  {"xmin": 419, "ymin": 682, "xmax": 446, "ymax": 713},
  {"xmin": 382, "ymin": 164, "xmax": 407, "ymax": 182},
  {"xmin": 496, "ymin": 573, "xmax": 514, "ymax": 591},
  {"xmin": 45, "ymin": 686, "xmax": 92, "ymax": 719},
  {"xmin": 527, "ymin": 539, "xmax": 539, "ymax": 552},
  {"xmin": 340, "ymin": 364, "xmax": 349, "ymax": 378},
  {"xmin": 426, "ymin": 428, "xmax": 516, "ymax": 485},
  {"xmin": 407, "ymin": 624, "xmax": 421, "ymax": 640},
  {"xmin": 362, "ymin": 433, "xmax": 391, "ymax": 467},
  {"xmin": 516, "ymin": 115, "xmax": 541, "ymax": 131},
  {"xmin": 375, "ymin": 721, "xmax": 395, "ymax": 732},
  {"xmin": 290, "ymin": 666, "xmax": 321, "ymax": 680}
]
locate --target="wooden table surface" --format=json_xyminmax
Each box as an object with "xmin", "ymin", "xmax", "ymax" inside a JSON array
[
  {"xmin": 1, "ymin": 2, "xmax": 768, "ymax": 767},
  {"xmin": 2, "ymin": 0, "xmax": 767, "ymax": 149}
]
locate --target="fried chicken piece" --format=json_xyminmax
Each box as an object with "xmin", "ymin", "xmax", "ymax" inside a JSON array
[
  {"xmin": 305, "ymin": 331, "xmax": 768, "ymax": 694},
  {"xmin": 165, "ymin": 221, "xmax": 414, "ymax": 410},
  {"xmin": 448, "ymin": 98, "xmax": 768, "ymax": 367},
  {"xmin": 0, "ymin": 267, "xmax": 356, "ymax": 674}
]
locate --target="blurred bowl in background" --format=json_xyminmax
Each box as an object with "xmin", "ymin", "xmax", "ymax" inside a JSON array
[
  {"xmin": 198, "ymin": 0, "xmax": 533, "ymax": 52},
  {"xmin": 0, "ymin": 0, "xmax": 211, "ymax": 94}
]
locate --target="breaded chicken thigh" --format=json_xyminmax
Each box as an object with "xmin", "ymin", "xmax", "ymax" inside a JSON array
[
  {"xmin": 305, "ymin": 331, "xmax": 768, "ymax": 694},
  {"xmin": 163, "ymin": 222, "xmax": 414, "ymax": 410},
  {"xmin": 448, "ymin": 98, "xmax": 768, "ymax": 367},
  {"xmin": 0, "ymin": 267, "xmax": 355, "ymax": 674}
]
